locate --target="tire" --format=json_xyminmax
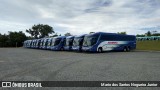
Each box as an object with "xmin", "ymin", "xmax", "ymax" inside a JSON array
[
  {"xmin": 60, "ymin": 47, "xmax": 64, "ymax": 51},
  {"xmin": 123, "ymin": 47, "xmax": 127, "ymax": 52},
  {"xmin": 127, "ymin": 46, "xmax": 130, "ymax": 52},
  {"xmin": 98, "ymin": 48, "xmax": 103, "ymax": 53}
]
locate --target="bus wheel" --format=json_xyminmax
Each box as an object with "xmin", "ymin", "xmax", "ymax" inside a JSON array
[
  {"xmin": 127, "ymin": 46, "xmax": 130, "ymax": 52},
  {"xmin": 61, "ymin": 47, "xmax": 64, "ymax": 51},
  {"xmin": 98, "ymin": 48, "xmax": 103, "ymax": 53},
  {"xmin": 123, "ymin": 47, "xmax": 127, "ymax": 52}
]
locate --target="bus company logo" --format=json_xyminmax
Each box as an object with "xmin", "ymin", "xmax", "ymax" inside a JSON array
[
  {"xmin": 108, "ymin": 42, "xmax": 118, "ymax": 44},
  {"xmin": 2, "ymin": 82, "xmax": 11, "ymax": 87}
]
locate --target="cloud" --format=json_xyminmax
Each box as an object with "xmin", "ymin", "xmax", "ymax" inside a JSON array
[{"xmin": 0, "ymin": 0, "xmax": 160, "ymax": 36}]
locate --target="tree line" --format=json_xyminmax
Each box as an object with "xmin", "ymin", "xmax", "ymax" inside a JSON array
[
  {"xmin": 0, "ymin": 31, "xmax": 27, "ymax": 47},
  {"xmin": 136, "ymin": 31, "xmax": 160, "ymax": 37},
  {"xmin": 0, "ymin": 24, "xmax": 55, "ymax": 47}
]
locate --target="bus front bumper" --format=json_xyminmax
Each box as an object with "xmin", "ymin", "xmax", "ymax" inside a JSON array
[
  {"xmin": 50, "ymin": 46, "xmax": 60, "ymax": 51},
  {"xmin": 72, "ymin": 46, "xmax": 81, "ymax": 51},
  {"xmin": 82, "ymin": 46, "xmax": 93, "ymax": 52}
]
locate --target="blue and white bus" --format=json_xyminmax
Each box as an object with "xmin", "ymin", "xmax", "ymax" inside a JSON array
[
  {"xmin": 42, "ymin": 38, "xmax": 49, "ymax": 49},
  {"xmin": 46, "ymin": 38, "xmax": 53, "ymax": 49},
  {"xmin": 39, "ymin": 38, "xmax": 45, "ymax": 49},
  {"xmin": 72, "ymin": 34, "xmax": 86, "ymax": 51},
  {"xmin": 64, "ymin": 36, "xmax": 74, "ymax": 51},
  {"xmin": 27, "ymin": 40, "xmax": 32, "ymax": 48},
  {"xmin": 23, "ymin": 40, "xmax": 26, "ymax": 47},
  {"xmin": 35, "ymin": 39, "xmax": 41, "ymax": 49},
  {"xmin": 136, "ymin": 36, "xmax": 160, "ymax": 41},
  {"xmin": 32, "ymin": 39, "xmax": 37, "ymax": 48},
  {"xmin": 82, "ymin": 32, "xmax": 136, "ymax": 52},
  {"xmin": 50, "ymin": 36, "xmax": 66, "ymax": 51}
]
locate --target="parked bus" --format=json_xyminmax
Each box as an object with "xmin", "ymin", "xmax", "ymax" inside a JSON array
[
  {"xmin": 82, "ymin": 32, "xmax": 136, "ymax": 52},
  {"xmin": 72, "ymin": 34, "xmax": 86, "ymax": 51},
  {"xmin": 32, "ymin": 39, "xmax": 36, "ymax": 48},
  {"xmin": 25, "ymin": 40, "xmax": 29, "ymax": 48},
  {"xmin": 39, "ymin": 38, "xmax": 45, "ymax": 49},
  {"xmin": 136, "ymin": 36, "xmax": 160, "ymax": 41},
  {"xmin": 64, "ymin": 36, "xmax": 74, "ymax": 51},
  {"xmin": 46, "ymin": 38, "xmax": 53, "ymax": 50},
  {"xmin": 23, "ymin": 40, "xmax": 27, "ymax": 47},
  {"xmin": 42, "ymin": 38, "xmax": 49, "ymax": 49},
  {"xmin": 35, "ymin": 39, "xmax": 41, "ymax": 49},
  {"xmin": 50, "ymin": 36, "xmax": 66, "ymax": 51},
  {"xmin": 27, "ymin": 40, "xmax": 32, "ymax": 48}
]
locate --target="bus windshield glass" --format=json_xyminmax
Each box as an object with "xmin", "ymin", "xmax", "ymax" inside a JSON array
[
  {"xmin": 52, "ymin": 38, "xmax": 61, "ymax": 46},
  {"xmin": 43, "ymin": 40, "xmax": 46, "ymax": 46},
  {"xmin": 47, "ymin": 39, "xmax": 51, "ymax": 46},
  {"xmin": 40, "ymin": 40, "xmax": 43, "ymax": 46},
  {"xmin": 54, "ymin": 38, "xmax": 61, "ymax": 46},
  {"xmin": 83, "ymin": 34, "xmax": 99, "ymax": 46},
  {"xmin": 73, "ymin": 37, "xmax": 81, "ymax": 46},
  {"xmin": 66, "ymin": 38, "xmax": 73, "ymax": 46}
]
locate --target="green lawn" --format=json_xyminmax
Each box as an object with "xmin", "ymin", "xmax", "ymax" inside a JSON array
[{"xmin": 136, "ymin": 41, "xmax": 160, "ymax": 51}]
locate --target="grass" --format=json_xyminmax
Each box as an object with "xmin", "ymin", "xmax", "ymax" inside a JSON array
[{"xmin": 136, "ymin": 41, "xmax": 160, "ymax": 51}]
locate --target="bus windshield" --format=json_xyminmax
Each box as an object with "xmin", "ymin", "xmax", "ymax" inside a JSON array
[
  {"xmin": 66, "ymin": 38, "xmax": 73, "ymax": 46},
  {"xmin": 40, "ymin": 40, "xmax": 43, "ymax": 46},
  {"xmin": 83, "ymin": 34, "xmax": 99, "ymax": 46},
  {"xmin": 54, "ymin": 38, "xmax": 61, "ymax": 46},
  {"xmin": 73, "ymin": 37, "xmax": 81, "ymax": 46},
  {"xmin": 43, "ymin": 40, "xmax": 46, "ymax": 46},
  {"xmin": 52, "ymin": 38, "xmax": 61, "ymax": 46},
  {"xmin": 47, "ymin": 39, "xmax": 52, "ymax": 46},
  {"xmin": 73, "ymin": 37, "xmax": 79, "ymax": 46}
]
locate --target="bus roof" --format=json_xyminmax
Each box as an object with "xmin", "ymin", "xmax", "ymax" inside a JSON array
[
  {"xmin": 66, "ymin": 36, "xmax": 75, "ymax": 39},
  {"xmin": 55, "ymin": 36, "xmax": 66, "ymax": 39},
  {"xmin": 75, "ymin": 34, "xmax": 87, "ymax": 38},
  {"xmin": 86, "ymin": 32, "xmax": 135, "ymax": 36}
]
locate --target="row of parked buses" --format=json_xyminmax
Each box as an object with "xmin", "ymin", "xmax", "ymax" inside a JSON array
[
  {"xmin": 136, "ymin": 36, "xmax": 160, "ymax": 41},
  {"xmin": 23, "ymin": 32, "xmax": 136, "ymax": 52}
]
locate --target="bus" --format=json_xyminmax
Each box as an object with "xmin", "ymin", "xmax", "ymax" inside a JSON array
[
  {"xmin": 64, "ymin": 36, "xmax": 74, "ymax": 51},
  {"xmin": 136, "ymin": 36, "xmax": 160, "ymax": 41},
  {"xmin": 32, "ymin": 39, "xmax": 36, "ymax": 48},
  {"xmin": 23, "ymin": 40, "xmax": 27, "ymax": 48},
  {"xmin": 35, "ymin": 39, "xmax": 41, "ymax": 49},
  {"xmin": 27, "ymin": 40, "xmax": 32, "ymax": 48},
  {"xmin": 72, "ymin": 34, "xmax": 86, "ymax": 51},
  {"xmin": 46, "ymin": 38, "xmax": 53, "ymax": 50},
  {"xmin": 82, "ymin": 32, "xmax": 136, "ymax": 52},
  {"xmin": 39, "ymin": 38, "xmax": 45, "ymax": 49},
  {"xmin": 42, "ymin": 38, "xmax": 49, "ymax": 49},
  {"xmin": 50, "ymin": 36, "xmax": 66, "ymax": 51}
]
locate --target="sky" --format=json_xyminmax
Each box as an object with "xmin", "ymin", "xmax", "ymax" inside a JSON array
[{"xmin": 0, "ymin": 0, "xmax": 160, "ymax": 36}]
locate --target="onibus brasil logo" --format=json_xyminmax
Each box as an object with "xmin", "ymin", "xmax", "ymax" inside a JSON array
[{"xmin": 1, "ymin": 82, "xmax": 42, "ymax": 87}]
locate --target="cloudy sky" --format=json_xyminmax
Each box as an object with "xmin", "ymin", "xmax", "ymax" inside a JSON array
[{"xmin": 0, "ymin": 0, "xmax": 160, "ymax": 36}]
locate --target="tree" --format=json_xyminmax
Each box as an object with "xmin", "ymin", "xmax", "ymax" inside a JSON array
[
  {"xmin": 145, "ymin": 31, "xmax": 151, "ymax": 36},
  {"xmin": 0, "ymin": 34, "xmax": 8, "ymax": 47},
  {"xmin": 26, "ymin": 24, "xmax": 54, "ymax": 38},
  {"xmin": 0, "ymin": 31, "xmax": 27, "ymax": 47},
  {"xmin": 152, "ymin": 33, "xmax": 160, "ymax": 36},
  {"xmin": 136, "ymin": 34, "xmax": 145, "ymax": 37},
  {"xmin": 8, "ymin": 31, "xmax": 27, "ymax": 47},
  {"xmin": 117, "ymin": 32, "xmax": 127, "ymax": 35},
  {"xmin": 64, "ymin": 32, "xmax": 72, "ymax": 36}
]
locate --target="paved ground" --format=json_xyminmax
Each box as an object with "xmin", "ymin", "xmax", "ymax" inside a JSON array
[{"xmin": 0, "ymin": 48, "xmax": 160, "ymax": 90}]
